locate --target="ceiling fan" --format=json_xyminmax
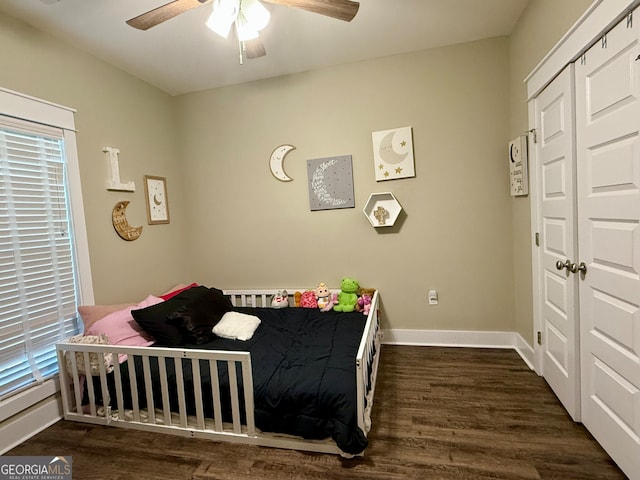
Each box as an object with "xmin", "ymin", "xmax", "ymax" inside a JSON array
[{"xmin": 126, "ymin": 0, "xmax": 360, "ymax": 62}]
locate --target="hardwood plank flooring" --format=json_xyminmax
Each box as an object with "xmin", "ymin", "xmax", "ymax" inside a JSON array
[{"xmin": 6, "ymin": 346, "xmax": 627, "ymax": 479}]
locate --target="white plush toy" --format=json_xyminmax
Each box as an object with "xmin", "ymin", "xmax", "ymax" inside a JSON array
[{"xmin": 270, "ymin": 290, "xmax": 289, "ymax": 308}]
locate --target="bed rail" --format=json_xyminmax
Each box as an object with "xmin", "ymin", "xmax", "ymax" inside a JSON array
[
  {"xmin": 56, "ymin": 344, "xmax": 256, "ymax": 441},
  {"xmin": 224, "ymin": 288, "xmax": 340, "ymax": 308},
  {"xmin": 355, "ymin": 290, "xmax": 382, "ymax": 434}
]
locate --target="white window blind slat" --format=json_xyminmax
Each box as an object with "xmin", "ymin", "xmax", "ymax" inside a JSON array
[{"xmin": 0, "ymin": 122, "xmax": 80, "ymax": 400}]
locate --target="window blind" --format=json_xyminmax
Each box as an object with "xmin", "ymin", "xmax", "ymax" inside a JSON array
[{"xmin": 0, "ymin": 121, "xmax": 79, "ymax": 400}]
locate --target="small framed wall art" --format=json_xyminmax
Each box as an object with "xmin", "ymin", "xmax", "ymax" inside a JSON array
[
  {"xmin": 144, "ymin": 175, "xmax": 170, "ymax": 224},
  {"xmin": 508, "ymin": 135, "xmax": 528, "ymax": 196},
  {"xmin": 372, "ymin": 126, "xmax": 415, "ymax": 181},
  {"xmin": 306, "ymin": 155, "xmax": 355, "ymax": 211}
]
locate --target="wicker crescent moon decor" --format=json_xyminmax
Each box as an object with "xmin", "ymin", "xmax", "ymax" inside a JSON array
[{"xmin": 112, "ymin": 201, "xmax": 142, "ymax": 241}]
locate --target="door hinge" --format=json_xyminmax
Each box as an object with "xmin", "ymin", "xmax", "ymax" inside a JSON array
[
  {"xmin": 535, "ymin": 232, "xmax": 540, "ymax": 247},
  {"xmin": 537, "ymin": 331, "xmax": 542, "ymax": 345},
  {"xmin": 527, "ymin": 128, "xmax": 537, "ymax": 144}
]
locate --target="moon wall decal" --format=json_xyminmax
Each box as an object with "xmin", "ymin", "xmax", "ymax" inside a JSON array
[
  {"xmin": 379, "ymin": 131, "xmax": 409, "ymax": 165},
  {"xmin": 270, "ymin": 144, "xmax": 296, "ymax": 182},
  {"xmin": 509, "ymin": 143, "xmax": 518, "ymax": 163},
  {"xmin": 112, "ymin": 200, "xmax": 143, "ymax": 241}
]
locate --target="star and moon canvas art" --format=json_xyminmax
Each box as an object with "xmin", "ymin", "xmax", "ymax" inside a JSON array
[
  {"xmin": 306, "ymin": 155, "xmax": 355, "ymax": 211},
  {"xmin": 372, "ymin": 126, "xmax": 415, "ymax": 181}
]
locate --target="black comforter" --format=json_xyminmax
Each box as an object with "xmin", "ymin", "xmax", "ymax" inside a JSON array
[{"xmin": 95, "ymin": 307, "xmax": 369, "ymax": 454}]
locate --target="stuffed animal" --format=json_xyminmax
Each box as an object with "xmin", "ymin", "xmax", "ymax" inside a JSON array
[
  {"xmin": 356, "ymin": 287, "xmax": 376, "ymax": 314},
  {"xmin": 325, "ymin": 293, "xmax": 338, "ymax": 312},
  {"xmin": 270, "ymin": 290, "xmax": 289, "ymax": 308},
  {"xmin": 294, "ymin": 291, "xmax": 302, "ymax": 307},
  {"xmin": 359, "ymin": 287, "xmax": 376, "ymax": 298},
  {"xmin": 299, "ymin": 290, "xmax": 318, "ymax": 308},
  {"xmin": 333, "ymin": 277, "xmax": 359, "ymax": 312},
  {"xmin": 356, "ymin": 294, "xmax": 372, "ymax": 315},
  {"xmin": 315, "ymin": 282, "xmax": 333, "ymax": 311}
]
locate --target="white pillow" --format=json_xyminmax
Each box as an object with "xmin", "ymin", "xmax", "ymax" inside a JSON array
[{"xmin": 213, "ymin": 311, "xmax": 261, "ymax": 341}]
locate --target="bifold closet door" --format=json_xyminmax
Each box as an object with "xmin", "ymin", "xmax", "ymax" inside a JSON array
[
  {"xmin": 575, "ymin": 10, "xmax": 640, "ymax": 479},
  {"xmin": 533, "ymin": 65, "xmax": 580, "ymax": 421}
]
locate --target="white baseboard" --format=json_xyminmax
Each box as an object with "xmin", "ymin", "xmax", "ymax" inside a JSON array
[
  {"xmin": 0, "ymin": 394, "xmax": 62, "ymax": 455},
  {"xmin": 382, "ymin": 329, "xmax": 536, "ymax": 370},
  {"xmin": 513, "ymin": 332, "xmax": 536, "ymax": 370}
]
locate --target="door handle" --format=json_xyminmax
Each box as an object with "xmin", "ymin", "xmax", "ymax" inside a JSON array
[
  {"xmin": 568, "ymin": 261, "xmax": 587, "ymax": 274},
  {"xmin": 555, "ymin": 259, "xmax": 572, "ymax": 271}
]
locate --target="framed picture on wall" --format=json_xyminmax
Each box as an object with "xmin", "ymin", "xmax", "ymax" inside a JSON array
[
  {"xmin": 509, "ymin": 135, "xmax": 529, "ymax": 196},
  {"xmin": 306, "ymin": 155, "xmax": 355, "ymax": 211},
  {"xmin": 372, "ymin": 126, "xmax": 415, "ymax": 181},
  {"xmin": 144, "ymin": 175, "xmax": 170, "ymax": 224}
]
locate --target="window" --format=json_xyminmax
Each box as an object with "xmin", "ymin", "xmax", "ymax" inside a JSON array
[
  {"xmin": 0, "ymin": 88, "xmax": 93, "ymax": 410},
  {"xmin": 0, "ymin": 119, "xmax": 79, "ymax": 399}
]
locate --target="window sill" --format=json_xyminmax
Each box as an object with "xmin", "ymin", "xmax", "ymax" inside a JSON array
[{"xmin": 0, "ymin": 377, "xmax": 60, "ymax": 423}]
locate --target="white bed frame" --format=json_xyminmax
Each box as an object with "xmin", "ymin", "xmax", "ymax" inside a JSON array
[{"xmin": 56, "ymin": 289, "xmax": 382, "ymax": 455}]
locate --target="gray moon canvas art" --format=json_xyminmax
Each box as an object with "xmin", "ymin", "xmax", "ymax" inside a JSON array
[{"xmin": 306, "ymin": 155, "xmax": 355, "ymax": 211}]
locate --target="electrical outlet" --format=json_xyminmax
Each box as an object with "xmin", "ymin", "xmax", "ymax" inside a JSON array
[{"xmin": 428, "ymin": 289, "xmax": 438, "ymax": 305}]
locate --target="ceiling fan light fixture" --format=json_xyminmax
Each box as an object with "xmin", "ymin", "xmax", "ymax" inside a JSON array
[
  {"xmin": 240, "ymin": 0, "xmax": 270, "ymax": 33},
  {"xmin": 235, "ymin": 11, "xmax": 260, "ymax": 41},
  {"xmin": 206, "ymin": 0, "xmax": 240, "ymax": 38}
]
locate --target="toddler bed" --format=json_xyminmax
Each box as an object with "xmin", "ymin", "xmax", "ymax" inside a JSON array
[{"xmin": 56, "ymin": 286, "xmax": 382, "ymax": 456}]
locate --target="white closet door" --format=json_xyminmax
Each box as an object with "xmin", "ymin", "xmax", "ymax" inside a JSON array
[
  {"xmin": 575, "ymin": 11, "xmax": 640, "ymax": 479},
  {"xmin": 534, "ymin": 65, "xmax": 581, "ymax": 420}
]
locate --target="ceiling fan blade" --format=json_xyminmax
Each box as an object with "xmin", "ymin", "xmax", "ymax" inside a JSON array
[
  {"xmin": 262, "ymin": 0, "xmax": 359, "ymax": 22},
  {"xmin": 126, "ymin": 0, "xmax": 211, "ymax": 30},
  {"xmin": 244, "ymin": 38, "xmax": 267, "ymax": 59}
]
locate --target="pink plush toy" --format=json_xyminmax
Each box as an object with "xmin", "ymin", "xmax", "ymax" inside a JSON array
[
  {"xmin": 299, "ymin": 290, "xmax": 318, "ymax": 308},
  {"xmin": 356, "ymin": 294, "xmax": 372, "ymax": 315},
  {"xmin": 321, "ymin": 293, "xmax": 338, "ymax": 312}
]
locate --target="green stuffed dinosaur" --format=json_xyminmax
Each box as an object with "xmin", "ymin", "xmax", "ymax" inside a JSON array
[{"xmin": 333, "ymin": 277, "xmax": 359, "ymax": 312}]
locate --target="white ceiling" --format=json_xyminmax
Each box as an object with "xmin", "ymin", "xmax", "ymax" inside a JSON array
[{"xmin": 0, "ymin": 0, "xmax": 529, "ymax": 96}]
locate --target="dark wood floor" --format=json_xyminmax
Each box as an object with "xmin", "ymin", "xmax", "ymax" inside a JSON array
[{"xmin": 7, "ymin": 346, "xmax": 626, "ymax": 479}]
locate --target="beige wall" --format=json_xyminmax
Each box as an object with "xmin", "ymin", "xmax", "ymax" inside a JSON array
[
  {"xmin": 0, "ymin": 1, "xmax": 595, "ymax": 338},
  {"xmin": 508, "ymin": 0, "xmax": 592, "ymax": 344},
  {"xmin": 0, "ymin": 12, "xmax": 192, "ymax": 304},
  {"xmin": 175, "ymin": 37, "xmax": 514, "ymax": 331}
]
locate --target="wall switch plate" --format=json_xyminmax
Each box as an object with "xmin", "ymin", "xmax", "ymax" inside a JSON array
[{"xmin": 428, "ymin": 289, "xmax": 438, "ymax": 305}]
